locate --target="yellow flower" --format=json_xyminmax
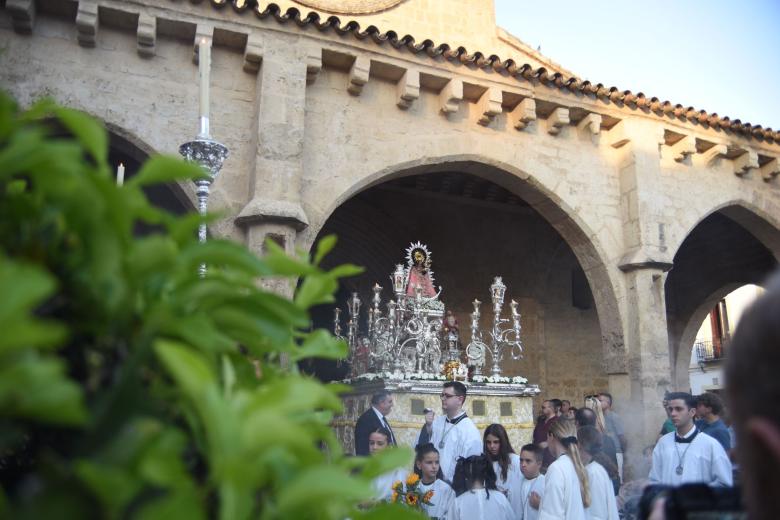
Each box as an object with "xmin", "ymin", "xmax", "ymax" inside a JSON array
[
  {"xmin": 423, "ymin": 490, "xmax": 434, "ymax": 504},
  {"xmin": 391, "ymin": 491, "xmax": 399, "ymax": 503},
  {"xmin": 392, "ymin": 480, "xmax": 403, "ymax": 492},
  {"xmin": 406, "ymin": 492, "xmax": 419, "ymax": 506},
  {"xmin": 406, "ymin": 473, "xmax": 420, "ymax": 486}
]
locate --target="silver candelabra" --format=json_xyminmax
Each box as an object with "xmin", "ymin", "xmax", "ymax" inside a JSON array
[
  {"xmin": 179, "ymin": 134, "xmax": 228, "ymax": 276},
  {"xmin": 465, "ymin": 276, "xmax": 524, "ymax": 377}
]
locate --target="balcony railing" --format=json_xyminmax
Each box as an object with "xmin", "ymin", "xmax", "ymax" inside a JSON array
[{"xmin": 694, "ymin": 339, "xmax": 727, "ymax": 363}]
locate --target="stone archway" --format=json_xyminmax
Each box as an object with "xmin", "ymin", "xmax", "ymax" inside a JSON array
[
  {"xmin": 302, "ymin": 157, "xmax": 626, "ymax": 398},
  {"xmin": 666, "ymin": 204, "xmax": 780, "ymax": 390}
]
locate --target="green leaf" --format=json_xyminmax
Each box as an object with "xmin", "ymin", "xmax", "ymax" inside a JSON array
[
  {"xmin": 52, "ymin": 105, "xmax": 107, "ymax": 165},
  {"xmin": 290, "ymin": 330, "xmax": 348, "ymax": 362},
  {"xmin": 75, "ymin": 461, "xmax": 142, "ymax": 516},
  {"xmin": 313, "ymin": 234, "xmax": 337, "ymax": 265},
  {"xmin": 0, "ymin": 353, "xmax": 87, "ymax": 425},
  {"xmin": 276, "ymin": 467, "xmax": 375, "ymax": 516},
  {"xmin": 359, "ymin": 447, "xmax": 414, "ymax": 479},
  {"xmin": 128, "ymin": 155, "xmax": 207, "ymax": 187},
  {"xmin": 0, "ymin": 257, "xmax": 66, "ymax": 353},
  {"xmin": 154, "ymin": 340, "xmax": 216, "ymax": 398},
  {"xmin": 295, "ymin": 275, "xmax": 338, "ymax": 308},
  {"xmin": 135, "ymin": 488, "xmax": 205, "ymax": 520},
  {"xmin": 0, "ymin": 91, "xmax": 18, "ymax": 142}
]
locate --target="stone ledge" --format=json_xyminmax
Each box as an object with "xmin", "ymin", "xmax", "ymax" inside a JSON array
[{"xmin": 235, "ymin": 197, "xmax": 309, "ymax": 230}]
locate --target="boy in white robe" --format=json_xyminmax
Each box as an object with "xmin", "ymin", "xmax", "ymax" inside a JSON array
[
  {"xmin": 519, "ymin": 444, "xmax": 546, "ymax": 520},
  {"xmin": 649, "ymin": 392, "xmax": 732, "ymax": 487},
  {"xmin": 417, "ymin": 381, "xmax": 482, "ymax": 482}
]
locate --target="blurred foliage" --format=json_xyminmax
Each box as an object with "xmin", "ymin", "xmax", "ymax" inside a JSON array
[{"xmin": 0, "ymin": 91, "xmax": 422, "ymax": 519}]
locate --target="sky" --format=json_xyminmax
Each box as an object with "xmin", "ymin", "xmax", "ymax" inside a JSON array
[{"xmin": 494, "ymin": 0, "xmax": 780, "ymax": 130}]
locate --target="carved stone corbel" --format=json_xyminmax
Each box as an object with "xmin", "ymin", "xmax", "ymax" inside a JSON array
[
  {"xmin": 7, "ymin": 0, "xmax": 36, "ymax": 34},
  {"xmin": 577, "ymin": 113, "xmax": 602, "ymax": 135},
  {"xmin": 76, "ymin": 1, "xmax": 99, "ymax": 47},
  {"xmin": 667, "ymin": 135, "xmax": 696, "ymax": 162},
  {"xmin": 348, "ymin": 56, "xmax": 370, "ymax": 95},
  {"xmin": 477, "ymin": 87, "xmax": 502, "ymax": 126},
  {"xmin": 760, "ymin": 157, "xmax": 779, "ymax": 182},
  {"xmin": 243, "ymin": 32, "xmax": 263, "ymax": 73},
  {"xmin": 396, "ymin": 69, "xmax": 420, "ymax": 109},
  {"xmin": 733, "ymin": 149, "xmax": 758, "ymax": 177},
  {"xmin": 694, "ymin": 144, "xmax": 727, "ymax": 167},
  {"xmin": 439, "ymin": 78, "xmax": 463, "ymax": 114},
  {"xmin": 137, "ymin": 13, "xmax": 156, "ymax": 57},
  {"xmin": 510, "ymin": 98, "xmax": 536, "ymax": 130},
  {"xmin": 546, "ymin": 107, "xmax": 570, "ymax": 136},
  {"xmin": 306, "ymin": 48, "xmax": 322, "ymax": 84}
]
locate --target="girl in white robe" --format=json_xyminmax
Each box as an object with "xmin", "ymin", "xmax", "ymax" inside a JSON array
[
  {"xmin": 577, "ymin": 426, "xmax": 619, "ymax": 520},
  {"xmin": 414, "ymin": 443, "xmax": 455, "ymax": 519},
  {"xmin": 539, "ymin": 419, "xmax": 589, "ymax": 520},
  {"xmin": 484, "ymin": 423, "xmax": 523, "ymax": 519},
  {"xmin": 368, "ymin": 428, "xmax": 408, "ymax": 501},
  {"xmin": 449, "ymin": 454, "xmax": 514, "ymax": 520}
]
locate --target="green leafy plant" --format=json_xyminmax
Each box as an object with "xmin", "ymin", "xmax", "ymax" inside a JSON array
[{"xmin": 0, "ymin": 91, "xmax": 422, "ymax": 519}]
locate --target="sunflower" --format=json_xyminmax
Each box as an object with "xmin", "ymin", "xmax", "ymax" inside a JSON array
[
  {"xmin": 406, "ymin": 492, "xmax": 419, "ymax": 506},
  {"xmin": 423, "ymin": 490, "xmax": 434, "ymax": 504},
  {"xmin": 392, "ymin": 480, "xmax": 403, "ymax": 492},
  {"xmin": 391, "ymin": 491, "xmax": 399, "ymax": 503},
  {"xmin": 406, "ymin": 473, "xmax": 420, "ymax": 486}
]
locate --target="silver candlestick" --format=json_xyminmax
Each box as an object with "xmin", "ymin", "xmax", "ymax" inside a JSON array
[{"xmin": 179, "ymin": 136, "xmax": 228, "ymax": 276}]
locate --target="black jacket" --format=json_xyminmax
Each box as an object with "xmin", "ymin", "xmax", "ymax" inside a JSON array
[{"xmin": 354, "ymin": 407, "xmax": 395, "ymax": 456}]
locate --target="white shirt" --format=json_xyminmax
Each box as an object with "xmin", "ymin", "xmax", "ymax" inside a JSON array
[
  {"xmin": 539, "ymin": 454, "xmax": 587, "ymax": 520},
  {"xmin": 372, "ymin": 467, "xmax": 407, "ymax": 501},
  {"xmin": 585, "ymin": 462, "xmax": 619, "ymax": 520},
  {"xmin": 422, "ymin": 412, "xmax": 482, "ymax": 482},
  {"xmin": 492, "ymin": 453, "xmax": 523, "ymax": 519},
  {"xmin": 518, "ymin": 474, "xmax": 545, "ymax": 520},
  {"xmin": 418, "ymin": 479, "xmax": 455, "ymax": 519},
  {"xmin": 449, "ymin": 488, "xmax": 515, "ymax": 520},
  {"xmin": 649, "ymin": 427, "xmax": 732, "ymax": 487}
]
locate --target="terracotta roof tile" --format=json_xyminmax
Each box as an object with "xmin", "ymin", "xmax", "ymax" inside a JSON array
[{"xmin": 207, "ymin": 1, "xmax": 778, "ymax": 143}]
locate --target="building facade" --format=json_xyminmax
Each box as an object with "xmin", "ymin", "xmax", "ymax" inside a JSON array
[{"xmin": 2, "ymin": 0, "xmax": 779, "ymax": 465}]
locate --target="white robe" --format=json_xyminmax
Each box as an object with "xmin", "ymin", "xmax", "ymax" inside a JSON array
[
  {"xmin": 649, "ymin": 429, "xmax": 733, "ymax": 487},
  {"xmin": 517, "ymin": 474, "xmax": 545, "ymax": 520},
  {"xmin": 418, "ymin": 479, "xmax": 455, "ymax": 519},
  {"xmin": 585, "ymin": 462, "xmax": 619, "ymax": 520},
  {"xmin": 449, "ymin": 488, "xmax": 515, "ymax": 520},
  {"xmin": 422, "ymin": 413, "xmax": 482, "ymax": 482},
  {"xmin": 539, "ymin": 454, "xmax": 587, "ymax": 520},
  {"xmin": 492, "ymin": 453, "xmax": 523, "ymax": 519},
  {"xmin": 372, "ymin": 467, "xmax": 407, "ymax": 501}
]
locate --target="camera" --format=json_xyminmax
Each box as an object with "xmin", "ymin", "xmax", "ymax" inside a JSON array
[{"xmin": 637, "ymin": 484, "xmax": 743, "ymax": 520}]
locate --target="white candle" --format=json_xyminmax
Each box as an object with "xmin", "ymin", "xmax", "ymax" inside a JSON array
[
  {"xmin": 198, "ymin": 37, "xmax": 211, "ymax": 136},
  {"xmin": 116, "ymin": 163, "xmax": 125, "ymax": 186}
]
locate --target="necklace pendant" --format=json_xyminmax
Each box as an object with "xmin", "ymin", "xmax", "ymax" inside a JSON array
[
  {"xmin": 675, "ymin": 465, "xmax": 683, "ymax": 475},
  {"xmin": 438, "ymin": 441, "xmax": 445, "ymax": 449}
]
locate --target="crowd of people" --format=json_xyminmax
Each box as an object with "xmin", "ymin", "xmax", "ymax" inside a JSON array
[{"xmin": 354, "ymin": 272, "xmax": 780, "ymax": 519}]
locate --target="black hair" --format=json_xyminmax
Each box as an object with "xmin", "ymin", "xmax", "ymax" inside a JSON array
[
  {"xmin": 414, "ymin": 443, "xmax": 445, "ymax": 481},
  {"xmin": 443, "ymin": 381, "xmax": 467, "ymax": 398},
  {"xmin": 452, "ymin": 455, "xmax": 497, "ymax": 497},
  {"xmin": 696, "ymin": 392, "xmax": 724, "ymax": 416},
  {"xmin": 598, "ymin": 392, "xmax": 613, "ymax": 406},
  {"xmin": 520, "ymin": 443, "xmax": 543, "ymax": 462},
  {"xmin": 666, "ymin": 392, "xmax": 696, "ymax": 410},
  {"xmin": 551, "ymin": 398, "xmax": 563, "ymax": 412},
  {"xmin": 575, "ymin": 407, "xmax": 597, "ymax": 427},
  {"xmin": 484, "ymin": 424, "xmax": 515, "ymax": 481},
  {"xmin": 369, "ymin": 427, "xmax": 392, "ymax": 443}
]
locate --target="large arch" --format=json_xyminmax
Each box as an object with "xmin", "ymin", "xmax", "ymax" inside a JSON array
[
  {"xmin": 301, "ymin": 155, "xmax": 627, "ymax": 378},
  {"xmin": 666, "ymin": 203, "xmax": 780, "ymax": 389}
]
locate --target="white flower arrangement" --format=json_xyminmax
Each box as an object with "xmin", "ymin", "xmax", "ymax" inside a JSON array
[{"xmin": 470, "ymin": 374, "xmax": 529, "ymax": 385}]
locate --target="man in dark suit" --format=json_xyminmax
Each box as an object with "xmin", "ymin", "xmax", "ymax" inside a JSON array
[{"xmin": 354, "ymin": 390, "xmax": 396, "ymax": 456}]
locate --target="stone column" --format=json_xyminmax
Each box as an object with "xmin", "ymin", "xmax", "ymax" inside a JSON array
[
  {"xmin": 235, "ymin": 33, "xmax": 311, "ymax": 296},
  {"xmin": 607, "ymin": 118, "xmax": 673, "ymax": 478}
]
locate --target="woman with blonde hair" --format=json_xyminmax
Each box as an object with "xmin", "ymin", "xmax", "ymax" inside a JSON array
[
  {"xmin": 539, "ymin": 419, "xmax": 589, "ymax": 520},
  {"xmin": 584, "ymin": 396, "xmax": 607, "ymax": 434}
]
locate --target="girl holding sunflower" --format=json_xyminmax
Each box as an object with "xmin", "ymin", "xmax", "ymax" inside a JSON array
[{"xmin": 413, "ymin": 443, "xmax": 455, "ymax": 519}]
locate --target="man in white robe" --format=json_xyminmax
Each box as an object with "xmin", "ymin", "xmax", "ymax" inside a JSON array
[
  {"xmin": 649, "ymin": 392, "xmax": 732, "ymax": 487},
  {"xmin": 418, "ymin": 381, "xmax": 482, "ymax": 482}
]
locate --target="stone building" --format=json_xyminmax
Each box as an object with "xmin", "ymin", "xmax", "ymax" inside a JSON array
[{"xmin": 2, "ymin": 0, "xmax": 779, "ymax": 464}]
